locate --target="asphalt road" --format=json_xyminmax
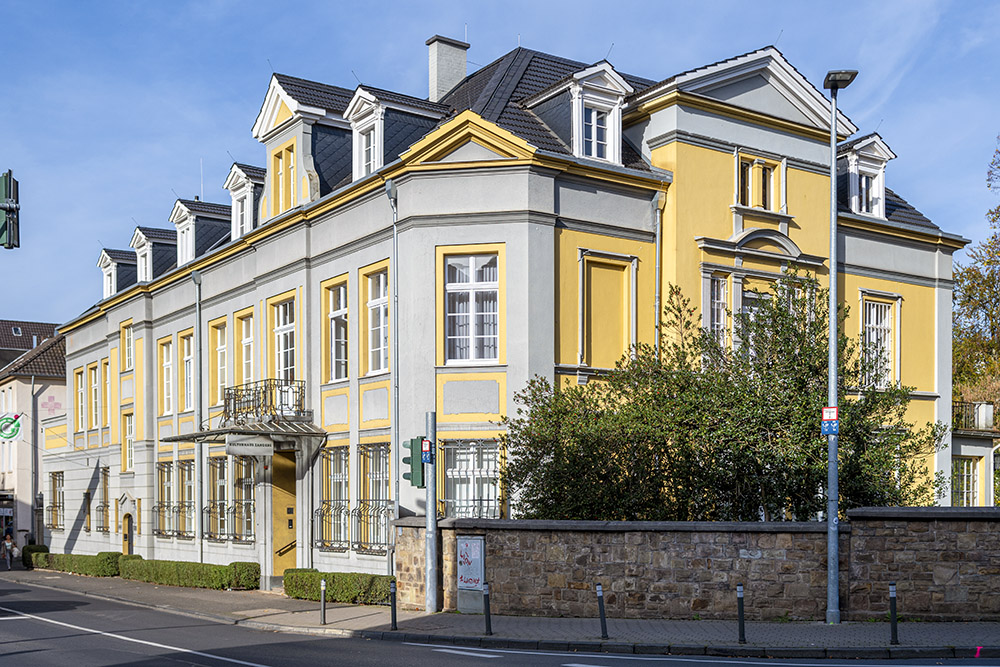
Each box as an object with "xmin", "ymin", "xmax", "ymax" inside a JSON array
[{"xmin": 0, "ymin": 580, "xmax": 993, "ymax": 666}]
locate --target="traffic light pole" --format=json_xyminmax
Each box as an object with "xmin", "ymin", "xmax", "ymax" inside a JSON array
[{"xmin": 425, "ymin": 411, "xmax": 438, "ymax": 613}]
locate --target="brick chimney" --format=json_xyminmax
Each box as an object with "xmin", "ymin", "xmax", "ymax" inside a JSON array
[{"xmin": 427, "ymin": 35, "xmax": 469, "ymax": 103}]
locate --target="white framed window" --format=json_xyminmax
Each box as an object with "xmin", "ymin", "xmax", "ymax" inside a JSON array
[
  {"xmin": 215, "ymin": 324, "xmax": 227, "ymax": 405},
  {"xmin": 89, "ymin": 367, "xmax": 99, "ymax": 428},
  {"xmin": 442, "ymin": 440, "xmax": 501, "ymax": 519},
  {"xmin": 103, "ymin": 269, "xmax": 115, "ymax": 298},
  {"xmin": 859, "ymin": 174, "xmax": 873, "ymax": 214},
  {"xmin": 241, "ymin": 316, "xmax": 254, "ymax": 385},
  {"xmin": 362, "ymin": 128, "xmax": 375, "ymax": 176},
  {"xmin": 276, "ymin": 153, "xmax": 284, "ymax": 214},
  {"xmin": 287, "ymin": 147, "xmax": 295, "ymax": 207},
  {"xmin": 122, "ymin": 325, "xmax": 134, "ymax": 371},
  {"xmin": 367, "ymin": 272, "xmax": 389, "ymax": 373},
  {"xmin": 75, "ymin": 370, "xmax": 84, "ymax": 432},
  {"xmin": 274, "ymin": 300, "xmax": 295, "ymax": 381},
  {"xmin": 710, "ymin": 276, "xmax": 728, "ymax": 344},
  {"xmin": 445, "ymin": 255, "xmax": 499, "ymax": 362},
  {"xmin": 182, "ymin": 335, "xmax": 193, "ymax": 411},
  {"xmin": 237, "ymin": 197, "xmax": 247, "ymax": 236},
  {"xmin": 138, "ymin": 253, "xmax": 149, "ymax": 282},
  {"xmin": 329, "ymin": 284, "xmax": 348, "ymax": 381},
  {"xmin": 104, "ymin": 361, "xmax": 111, "ymax": 426},
  {"xmin": 162, "ymin": 341, "xmax": 172, "ymax": 415},
  {"xmin": 582, "ymin": 106, "xmax": 608, "ymax": 159},
  {"xmin": 862, "ymin": 299, "xmax": 894, "ymax": 389},
  {"xmin": 123, "ymin": 413, "xmax": 134, "ymax": 472},
  {"xmin": 952, "ymin": 457, "xmax": 978, "ymax": 507}
]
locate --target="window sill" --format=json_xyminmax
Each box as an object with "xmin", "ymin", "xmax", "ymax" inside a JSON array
[
  {"xmin": 321, "ymin": 378, "xmax": 350, "ymax": 390},
  {"xmin": 120, "ymin": 471, "xmax": 134, "ymax": 478},
  {"xmin": 441, "ymin": 360, "xmax": 503, "ymax": 369},
  {"xmin": 362, "ymin": 370, "xmax": 390, "ymax": 380}
]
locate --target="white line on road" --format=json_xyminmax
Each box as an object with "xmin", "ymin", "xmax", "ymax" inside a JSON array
[
  {"xmin": 433, "ymin": 648, "xmax": 503, "ymax": 658},
  {"xmin": 564, "ymin": 663, "xmax": 612, "ymax": 666},
  {"xmin": 0, "ymin": 616, "xmax": 28, "ymax": 620},
  {"xmin": 406, "ymin": 642, "xmax": 968, "ymax": 667},
  {"xmin": 0, "ymin": 605, "xmax": 273, "ymax": 667}
]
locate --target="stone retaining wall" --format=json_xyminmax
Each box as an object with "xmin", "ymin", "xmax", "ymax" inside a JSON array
[{"xmin": 394, "ymin": 508, "xmax": 1000, "ymax": 621}]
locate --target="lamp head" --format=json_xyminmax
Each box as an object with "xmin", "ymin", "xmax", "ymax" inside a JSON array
[
  {"xmin": 190, "ymin": 269, "xmax": 202, "ymax": 286},
  {"xmin": 385, "ymin": 179, "xmax": 397, "ymax": 204},
  {"xmin": 824, "ymin": 70, "xmax": 858, "ymax": 91}
]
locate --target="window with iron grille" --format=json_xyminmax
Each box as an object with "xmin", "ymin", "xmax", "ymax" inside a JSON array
[
  {"xmin": 176, "ymin": 460, "xmax": 194, "ymax": 537},
  {"xmin": 206, "ymin": 457, "xmax": 228, "ymax": 539},
  {"xmin": 231, "ymin": 456, "xmax": 255, "ymax": 542},
  {"xmin": 95, "ymin": 467, "xmax": 110, "ymax": 533},
  {"xmin": 154, "ymin": 462, "xmax": 174, "ymax": 536},
  {"xmin": 315, "ymin": 446, "xmax": 349, "ymax": 550},
  {"xmin": 353, "ymin": 442, "xmax": 390, "ymax": 553},
  {"xmin": 863, "ymin": 299, "xmax": 893, "ymax": 389},
  {"xmin": 442, "ymin": 440, "xmax": 501, "ymax": 519},
  {"xmin": 952, "ymin": 457, "xmax": 978, "ymax": 507}
]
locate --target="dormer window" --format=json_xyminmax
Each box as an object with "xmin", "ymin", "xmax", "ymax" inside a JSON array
[
  {"xmin": 583, "ymin": 106, "xmax": 608, "ymax": 159},
  {"xmin": 345, "ymin": 90, "xmax": 384, "ymax": 181},
  {"xmin": 839, "ymin": 133, "xmax": 896, "ymax": 219},
  {"xmin": 361, "ymin": 127, "xmax": 376, "ymax": 176},
  {"xmin": 224, "ymin": 163, "xmax": 265, "ymax": 240},
  {"xmin": 177, "ymin": 221, "xmax": 194, "ymax": 265},
  {"xmin": 103, "ymin": 269, "xmax": 115, "ymax": 298}
]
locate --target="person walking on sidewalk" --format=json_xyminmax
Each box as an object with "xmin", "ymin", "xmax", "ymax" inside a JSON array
[{"xmin": 0, "ymin": 533, "xmax": 15, "ymax": 570}]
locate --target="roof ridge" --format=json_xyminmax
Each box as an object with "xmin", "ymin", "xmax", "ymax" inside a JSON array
[
  {"xmin": 0, "ymin": 333, "xmax": 65, "ymax": 379},
  {"xmin": 274, "ymin": 72, "xmax": 354, "ymax": 94}
]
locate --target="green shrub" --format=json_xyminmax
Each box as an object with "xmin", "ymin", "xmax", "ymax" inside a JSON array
[
  {"xmin": 22, "ymin": 544, "xmax": 48, "ymax": 569},
  {"xmin": 229, "ymin": 561, "xmax": 260, "ymax": 590},
  {"xmin": 283, "ymin": 570, "xmax": 394, "ymax": 605},
  {"xmin": 119, "ymin": 554, "xmax": 143, "ymax": 568},
  {"xmin": 119, "ymin": 558, "xmax": 232, "ymax": 590},
  {"xmin": 41, "ymin": 552, "xmax": 120, "ymax": 577}
]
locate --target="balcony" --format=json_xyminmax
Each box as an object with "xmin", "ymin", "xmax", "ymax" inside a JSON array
[
  {"xmin": 223, "ymin": 379, "xmax": 310, "ymax": 426},
  {"xmin": 953, "ymin": 401, "xmax": 996, "ymax": 432}
]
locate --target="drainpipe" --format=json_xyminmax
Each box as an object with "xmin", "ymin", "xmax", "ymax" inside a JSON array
[
  {"xmin": 653, "ymin": 190, "xmax": 665, "ymax": 358},
  {"xmin": 385, "ymin": 179, "xmax": 400, "ymax": 575},
  {"xmin": 191, "ymin": 270, "xmax": 204, "ymax": 564}
]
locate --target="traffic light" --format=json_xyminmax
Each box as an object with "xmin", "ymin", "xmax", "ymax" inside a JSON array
[
  {"xmin": 0, "ymin": 170, "xmax": 20, "ymax": 250},
  {"xmin": 402, "ymin": 437, "xmax": 424, "ymax": 488}
]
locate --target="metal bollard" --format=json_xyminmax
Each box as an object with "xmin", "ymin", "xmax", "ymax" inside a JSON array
[
  {"xmin": 737, "ymin": 583, "xmax": 746, "ymax": 645},
  {"xmin": 390, "ymin": 580, "xmax": 398, "ymax": 631},
  {"xmin": 596, "ymin": 583, "xmax": 609, "ymax": 640},
  {"xmin": 320, "ymin": 579, "xmax": 327, "ymax": 626},
  {"xmin": 889, "ymin": 582, "xmax": 899, "ymax": 645},
  {"xmin": 483, "ymin": 582, "xmax": 493, "ymax": 636}
]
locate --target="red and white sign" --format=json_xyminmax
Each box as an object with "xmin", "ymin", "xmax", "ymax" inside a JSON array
[
  {"xmin": 421, "ymin": 438, "xmax": 432, "ymax": 454},
  {"xmin": 821, "ymin": 407, "xmax": 838, "ymax": 421}
]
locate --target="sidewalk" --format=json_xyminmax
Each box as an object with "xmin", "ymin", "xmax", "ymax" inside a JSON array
[{"xmin": 1, "ymin": 568, "xmax": 997, "ymax": 659}]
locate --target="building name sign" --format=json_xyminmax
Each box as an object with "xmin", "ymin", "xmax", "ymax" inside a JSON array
[{"xmin": 225, "ymin": 434, "xmax": 274, "ymax": 457}]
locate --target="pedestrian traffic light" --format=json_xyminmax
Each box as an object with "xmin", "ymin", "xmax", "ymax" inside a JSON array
[
  {"xmin": 402, "ymin": 437, "xmax": 424, "ymax": 488},
  {"xmin": 0, "ymin": 170, "xmax": 20, "ymax": 250}
]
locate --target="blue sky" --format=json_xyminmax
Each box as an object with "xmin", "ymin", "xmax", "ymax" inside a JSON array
[{"xmin": 1, "ymin": 0, "xmax": 997, "ymax": 324}]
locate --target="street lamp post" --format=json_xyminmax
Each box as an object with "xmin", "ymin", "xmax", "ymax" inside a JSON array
[{"xmin": 822, "ymin": 68, "xmax": 857, "ymax": 625}]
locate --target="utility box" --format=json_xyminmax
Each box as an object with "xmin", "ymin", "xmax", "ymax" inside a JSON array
[{"xmin": 456, "ymin": 535, "xmax": 484, "ymax": 613}]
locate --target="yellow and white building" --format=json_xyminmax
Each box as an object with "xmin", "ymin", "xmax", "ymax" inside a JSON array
[{"xmin": 43, "ymin": 37, "xmax": 980, "ymax": 584}]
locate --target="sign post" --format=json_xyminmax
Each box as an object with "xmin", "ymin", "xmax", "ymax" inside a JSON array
[{"xmin": 425, "ymin": 412, "xmax": 438, "ymax": 613}]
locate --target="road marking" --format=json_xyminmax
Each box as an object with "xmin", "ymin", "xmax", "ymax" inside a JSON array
[
  {"xmin": 0, "ymin": 616, "xmax": 28, "ymax": 620},
  {"xmin": 407, "ymin": 642, "xmax": 960, "ymax": 667},
  {"xmin": 432, "ymin": 648, "xmax": 503, "ymax": 659},
  {"xmin": 0, "ymin": 605, "xmax": 272, "ymax": 667},
  {"xmin": 564, "ymin": 663, "xmax": 612, "ymax": 666}
]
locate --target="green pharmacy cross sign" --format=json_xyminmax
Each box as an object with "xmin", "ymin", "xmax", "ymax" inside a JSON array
[{"xmin": 0, "ymin": 413, "xmax": 22, "ymax": 440}]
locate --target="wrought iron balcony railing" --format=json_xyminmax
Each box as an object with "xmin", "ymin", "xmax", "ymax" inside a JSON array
[
  {"xmin": 953, "ymin": 401, "xmax": 996, "ymax": 432},
  {"xmin": 223, "ymin": 379, "xmax": 309, "ymax": 425}
]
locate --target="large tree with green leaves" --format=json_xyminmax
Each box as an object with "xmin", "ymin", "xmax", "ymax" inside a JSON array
[
  {"xmin": 953, "ymin": 136, "xmax": 1000, "ymax": 398},
  {"xmin": 501, "ymin": 273, "xmax": 945, "ymax": 521}
]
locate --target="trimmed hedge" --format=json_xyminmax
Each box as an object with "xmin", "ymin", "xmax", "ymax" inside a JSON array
[
  {"xmin": 22, "ymin": 544, "xmax": 48, "ymax": 569},
  {"xmin": 119, "ymin": 554, "xmax": 143, "ymax": 568},
  {"xmin": 283, "ymin": 569, "xmax": 393, "ymax": 605},
  {"xmin": 119, "ymin": 557, "xmax": 259, "ymax": 590},
  {"xmin": 35, "ymin": 551, "xmax": 121, "ymax": 577}
]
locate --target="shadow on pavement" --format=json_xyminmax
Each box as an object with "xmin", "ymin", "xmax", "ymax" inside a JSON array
[
  {"xmin": 0, "ymin": 599, "xmax": 89, "ymax": 614},
  {"xmin": 0, "ymin": 587, "xmax": 32, "ymax": 596}
]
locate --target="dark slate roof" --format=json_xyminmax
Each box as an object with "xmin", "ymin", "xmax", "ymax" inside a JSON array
[
  {"xmin": 837, "ymin": 132, "xmax": 892, "ymax": 155},
  {"xmin": 441, "ymin": 48, "xmax": 654, "ymax": 166},
  {"xmin": 632, "ymin": 45, "xmax": 777, "ymax": 98},
  {"xmin": 837, "ymin": 177, "xmax": 938, "ymax": 231},
  {"xmin": 103, "ymin": 248, "xmax": 136, "ymax": 264},
  {"xmin": 235, "ymin": 163, "xmax": 267, "ymax": 181},
  {"xmin": 136, "ymin": 226, "xmax": 176, "ymax": 244},
  {"xmin": 360, "ymin": 85, "xmax": 451, "ymax": 115},
  {"xmin": 178, "ymin": 199, "xmax": 231, "ymax": 218},
  {"xmin": 0, "ymin": 320, "xmax": 58, "ymax": 352},
  {"xmin": 0, "ymin": 334, "xmax": 65, "ymax": 380},
  {"xmin": 274, "ymin": 73, "xmax": 353, "ymax": 114}
]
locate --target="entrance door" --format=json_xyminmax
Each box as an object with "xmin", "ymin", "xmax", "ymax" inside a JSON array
[
  {"xmin": 271, "ymin": 452, "xmax": 296, "ymax": 576},
  {"xmin": 122, "ymin": 514, "xmax": 134, "ymax": 555}
]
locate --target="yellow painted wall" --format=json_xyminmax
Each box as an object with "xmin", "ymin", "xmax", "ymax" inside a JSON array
[
  {"xmin": 45, "ymin": 423, "xmax": 67, "ymax": 450},
  {"xmin": 436, "ymin": 372, "xmax": 507, "ymax": 425}
]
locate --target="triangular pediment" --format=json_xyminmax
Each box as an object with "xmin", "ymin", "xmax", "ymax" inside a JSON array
[
  {"xmin": 401, "ymin": 110, "xmax": 535, "ymax": 166},
  {"xmin": 635, "ymin": 47, "xmax": 858, "ymax": 137},
  {"xmin": 252, "ymin": 75, "xmax": 334, "ymax": 140},
  {"xmin": 343, "ymin": 88, "xmax": 379, "ymax": 122},
  {"xmin": 843, "ymin": 133, "xmax": 896, "ymax": 162},
  {"xmin": 574, "ymin": 61, "xmax": 634, "ymax": 96}
]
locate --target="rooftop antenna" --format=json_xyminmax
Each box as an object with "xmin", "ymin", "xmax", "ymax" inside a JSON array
[
  {"xmin": 774, "ymin": 29, "xmax": 783, "ymax": 46},
  {"xmin": 226, "ymin": 150, "xmax": 236, "ymax": 164},
  {"xmin": 200, "ymin": 158, "xmax": 204, "ymax": 201},
  {"xmin": 873, "ymin": 118, "xmax": 884, "ymax": 134},
  {"xmin": 171, "ymin": 188, "xmax": 181, "ymax": 200},
  {"xmin": 266, "ymin": 58, "xmax": 275, "ymax": 73},
  {"xmin": 517, "ymin": 33, "xmax": 520, "ymax": 47},
  {"xmin": 131, "ymin": 217, "xmax": 139, "ymax": 229},
  {"xmin": 351, "ymin": 70, "xmax": 362, "ymax": 85},
  {"xmin": 605, "ymin": 42, "xmax": 615, "ymax": 61}
]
